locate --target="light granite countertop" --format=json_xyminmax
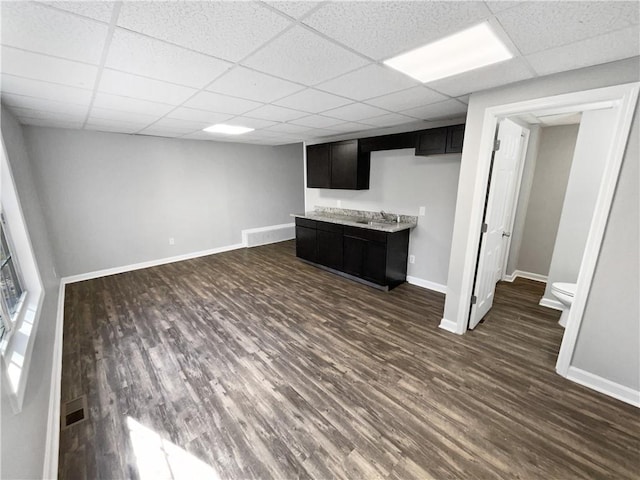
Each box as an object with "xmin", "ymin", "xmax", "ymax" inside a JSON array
[{"xmin": 292, "ymin": 207, "xmax": 417, "ymax": 233}]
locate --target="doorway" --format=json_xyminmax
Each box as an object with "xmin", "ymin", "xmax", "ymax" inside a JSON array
[{"xmin": 444, "ymin": 82, "xmax": 639, "ymax": 378}]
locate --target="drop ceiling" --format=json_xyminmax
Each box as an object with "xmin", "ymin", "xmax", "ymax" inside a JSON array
[{"xmin": 1, "ymin": 1, "xmax": 638, "ymax": 146}]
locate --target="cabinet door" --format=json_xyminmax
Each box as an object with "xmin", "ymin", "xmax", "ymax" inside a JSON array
[
  {"xmin": 343, "ymin": 235, "xmax": 365, "ymax": 277},
  {"xmin": 295, "ymin": 226, "xmax": 317, "ymax": 262},
  {"xmin": 306, "ymin": 144, "xmax": 331, "ymax": 188},
  {"xmin": 330, "ymin": 140, "xmax": 359, "ymax": 189},
  {"xmin": 446, "ymin": 124, "xmax": 465, "ymax": 153},
  {"xmin": 363, "ymin": 241, "xmax": 387, "ymax": 284},
  {"xmin": 415, "ymin": 127, "xmax": 447, "ymax": 156},
  {"xmin": 317, "ymin": 230, "xmax": 343, "ymax": 270}
]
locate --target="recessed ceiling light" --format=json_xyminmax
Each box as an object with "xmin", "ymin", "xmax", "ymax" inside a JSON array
[
  {"xmin": 203, "ymin": 124, "xmax": 254, "ymax": 135},
  {"xmin": 383, "ymin": 23, "xmax": 513, "ymax": 83}
]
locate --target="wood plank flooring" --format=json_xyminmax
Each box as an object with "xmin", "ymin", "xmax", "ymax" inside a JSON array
[{"xmin": 59, "ymin": 240, "xmax": 640, "ymax": 479}]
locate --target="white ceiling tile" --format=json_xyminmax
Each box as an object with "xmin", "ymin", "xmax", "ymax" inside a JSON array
[
  {"xmin": 1, "ymin": 46, "xmax": 98, "ymax": 89},
  {"xmin": 243, "ymin": 104, "xmax": 307, "ymax": 122},
  {"xmin": 264, "ymin": 123, "xmax": 313, "ymax": 134},
  {"xmin": 365, "ymin": 86, "xmax": 448, "ymax": 111},
  {"xmin": 322, "ymin": 103, "xmax": 389, "ymax": 122},
  {"xmin": 290, "ymin": 115, "xmax": 344, "ymax": 128},
  {"xmin": 303, "ymin": 1, "xmax": 491, "ymax": 60},
  {"xmin": 497, "ymin": 1, "xmax": 640, "ymax": 55},
  {"xmin": 86, "ymin": 115, "xmax": 150, "ymax": 129},
  {"xmin": 265, "ymin": 1, "xmax": 320, "ymax": 19},
  {"xmin": 84, "ymin": 122, "xmax": 142, "ymax": 134},
  {"xmin": 358, "ymin": 113, "xmax": 417, "ymax": 128},
  {"xmin": 166, "ymin": 107, "xmax": 233, "ymax": 124},
  {"xmin": 117, "ymin": 1, "xmax": 291, "ymax": 62},
  {"xmin": 93, "ymin": 92, "xmax": 175, "ymax": 116},
  {"xmin": 327, "ymin": 122, "xmax": 372, "ymax": 134},
  {"xmin": 38, "ymin": 1, "xmax": 115, "ymax": 22},
  {"xmin": 98, "ymin": 69, "xmax": 197, "ymax": 105},
  {"xmin": 225, "ymin": 117, "xmax": 278, "ymax": 130},
  {"xmin": 526, "ymin": 26, "xmax": 640, "ymax": 77},
  {"xmin": 143, "ymin": 118, "xmax": 207, "ymax": 134},
  {"xmin": 456, "ymin": 95, "xmax": 470, "ymax": 105},
  {"xmin": 316, "ymin": 64, "xmax": 419, "ymax": 101},
  {"xmin": 183, "ymin": 91, "xmax": 263, "ymax": 115},
  {"xmin": 18, "ymin": 117, "xmax": 84, "ymax": 129},
  {"xmin": 9, "ymin": 106, "xmax": 86, "ymax": 122},
  {"xmin": 105, "ymin": 29, "xmax": 232, "ymax": 88},
  {"xmin": 484, "ymin": 1, "xmax": 521, "ymax": 14},
  {"xmin": 401, "ymin": 99, "xmax": 468, "ymax": 120},
  {"xmin": 3, "ymin": 93, "xmax": 89, "ymax": 116},
  {"xmin": 1, "ymin": 74, "xmax": 92, "ymax": 105},
  {"xmin": 137, "ymin": 128, "xmax": 185, "ymax": 138},
  {"xmin": 207, "ymin": 66, "xmax": 304, "ymax": 103},
  {"xmin": 1, "ymin": 2, "xmax": 108, "ymax": 63},
  {"xmin": 242, "ymin": 26, "xmax": 368, "ymax": 85},
  {"xmin": 88, "ymin": 107, "xmax": 158, "ymax": 125},
  {"xmin": 274, "ymin": 88, "xmax": 352, "ymax": 113},
  {"xmin": 426, "ymin": 58, "xmax": 534, "ymax": 97}
]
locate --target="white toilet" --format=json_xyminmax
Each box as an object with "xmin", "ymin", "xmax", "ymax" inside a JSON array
[{"xmin": 550, "ymin": 282, "xmax": 577, "ymax": 328}]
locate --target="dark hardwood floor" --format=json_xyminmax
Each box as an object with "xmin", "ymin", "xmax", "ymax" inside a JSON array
[{"xmin": 59, "ymin": 240, "xmax": 639, "ymax": 479}]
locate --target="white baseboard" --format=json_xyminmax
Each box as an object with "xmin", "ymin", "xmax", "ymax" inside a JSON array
[
  {"xmin": 503, "ymin": 270, "xmax": 548, "ymax": 283},
  {"xmin": 42, "ymin": 281, "xmax": 65, "ymax": 480},
  {"xmin": 406, "ymin": 276, "xmax": 447, "ymax": 294},
  {"xmin": 566, "ymin": 366, "xmax": 640, "ymax": 408},
  {"xmin": 539, "ymin": 297, "xmax": 564, "ymax": 311},
  {"xmin": 61, "ymin": 242, "xmax": 246, "ymax": 284},
  {"xmin": 242, "ymin": 223, "xmax": 294, "ymax": 248},
  {"xmin": 438, "ymin": 318, "xmax": 460, "ymax": 334}
]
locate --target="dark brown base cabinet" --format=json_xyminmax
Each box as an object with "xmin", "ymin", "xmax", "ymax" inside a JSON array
[{"xmin": 295, "ymin": 218, "xmax": 410, "ymax": 290}]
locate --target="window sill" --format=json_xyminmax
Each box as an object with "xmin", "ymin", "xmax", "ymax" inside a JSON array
[{"xmin": 1, "ymin": 288, "xmax": 44, "ymax": 413}]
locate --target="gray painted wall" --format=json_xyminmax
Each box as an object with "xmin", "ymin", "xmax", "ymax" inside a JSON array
[
  {"xmin": 305, "ymin": 149, "xmax": 461, "ymax": 287},
  {"xmin": 1, "ymin": 109, "xmax": 60, "ymax": 479},
  {"xmin": 23, "ymin": 128, "xmax": 305, "ymax": 277},
  {"xmin": 572, "ymin": 109, "xmax": 639, "ymax": 389},
  {"xmin": 516, "ymin": 124, "xmax": 579, "ymax": 276},
  {"xmin": 543, "ymin": 109, "xmax": 617, "ymax": 301},
  {"xmin": 443, "ymin": 56, "xmax": 639, "ymax": 391}
]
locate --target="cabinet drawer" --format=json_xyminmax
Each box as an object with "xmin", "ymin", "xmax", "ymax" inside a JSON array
[
  {"xmin": 295, "ymin": 217, "xmax": 317, "ymax": 229},
  {"xmin": 316, "ymin": 221, "xmax": 343, "ymax": 234},
  {"xmin": 343, "ymin": 225, "xmax": 387, "ymax": 244}
]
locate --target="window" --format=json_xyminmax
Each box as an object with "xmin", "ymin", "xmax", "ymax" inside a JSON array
[{"xmin": 0, "ymin": 211, "xmax": 25, "ymax": 343}]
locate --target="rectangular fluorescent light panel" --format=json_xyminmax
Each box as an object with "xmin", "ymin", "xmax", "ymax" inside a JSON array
[
  {"xmin": 203, "ymin": 124, "xmax": 254, "ymax": 135},
  {"xmin": 384, "ymin": 23, "xmax": 513, "ymax": 83}
]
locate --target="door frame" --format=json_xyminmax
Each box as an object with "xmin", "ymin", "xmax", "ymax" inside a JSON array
[{"xmin": 453, "ymin": 82, "xmax": 639, "ymax": 378}]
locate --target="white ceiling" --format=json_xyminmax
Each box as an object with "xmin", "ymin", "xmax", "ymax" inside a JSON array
[{"xmin": 1, "ymin": 1, "xmax": 638, "ymax": 146}]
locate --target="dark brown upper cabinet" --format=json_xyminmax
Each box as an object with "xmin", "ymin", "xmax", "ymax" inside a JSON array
[
  {"xmin": 415, "ymin": 124, "xmax": 465, "ymax": 156},
  {"xmin": 306, "ymin": 139, "xmax": 370, "ymax": 190}
]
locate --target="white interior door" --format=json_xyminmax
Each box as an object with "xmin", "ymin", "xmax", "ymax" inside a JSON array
[{"xmin": 469, "ymin": 118, "xmax": 524, "ymax": 329}]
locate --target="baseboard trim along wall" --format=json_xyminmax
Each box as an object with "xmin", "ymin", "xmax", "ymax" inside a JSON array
[
  {"xmin": 503, "ymin": 270, "xmax": 548, "ymax": 283},
  {"xmin": 406, "ymin": 276, "xmax": 447, "ymax": 294},
  {"xmin": 539, "ymin": 297, "xmax": 564, "ymax": 311},
  {"xmin": 438, "ymin": 318, "xmax": 460, "ymax": 334},
  {"xmin": 566, "ymin": 366, "xmax": 640, "ymax": 408},
  {"xmin": 242, "ymin": 223, "xmax": 295, "ymax": 248},
  {"xmin": 42, "ymin": 281, "xmax": 65, "ymax": 480}
]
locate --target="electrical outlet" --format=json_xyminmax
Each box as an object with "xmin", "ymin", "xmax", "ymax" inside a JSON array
[
  {"xmin": 419, "ymin": 206, "xmax": 426, "ymax": 216},
  {"xmin": 409, "ymin": 255, "xmax": 415, "ymax": 264},
  {"xmin": 169, "ymin": 237, "xmax": 175, "ymax": 245}
]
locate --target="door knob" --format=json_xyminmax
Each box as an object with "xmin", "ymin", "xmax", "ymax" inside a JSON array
[{"xmin": 502, "ymin": 231, "xmax": 511, "ymax": 237}]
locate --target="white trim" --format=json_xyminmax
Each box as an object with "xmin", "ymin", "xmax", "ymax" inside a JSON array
[
  {"xmin": 555, "ymin": 83, "xmax": 640, "ymax": 377},
  {"xmin": 406, "ymin": 276, "xmax": 447, "ymax": 294},
  {"xmin": 566, "ymin": 366, "xmax": 640, "ymax": 408},
  {"xmin": 539, "ymin": 297, "xmax": 564, "ymax": 311},
  {"xmin": 42, "ymin": 281, "xmax": 65, "ymax": 480},
  {"xmin": 62, "ymin": 242, "xmax": 245, "ymax": 284},
  {"xmin": 438, "ymin": 317, "xmax": 459, "ymax": 334},
  {"xmin": 503, "ymin": 269, "xmax": 548, "ymax": 283}
]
